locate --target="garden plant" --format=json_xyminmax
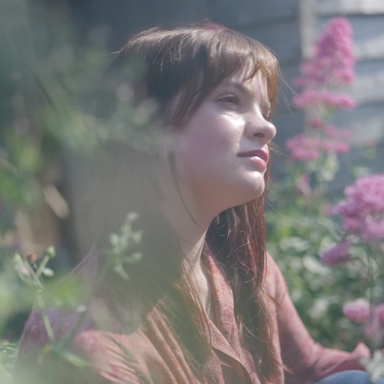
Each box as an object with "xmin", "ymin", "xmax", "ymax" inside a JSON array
[
  {"xmin": 0, "ymin": 1, "xmax": 148, "ymax": 382},
  {"xmin": 266, "ymin": 17, "xmax": 384, "ymax": 382},
  {"xmin": 0, "ymin": 3, "xmax": 383, "ymax": 382}
]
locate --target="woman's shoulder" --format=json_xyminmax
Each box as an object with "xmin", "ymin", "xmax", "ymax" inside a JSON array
[
  {"xmin": 16, "ymin": 248, "xmax": 168, "ymax": 382},
  {"xmin": 70, "ymin": 328, "xmax": 160, "ymax": 382},
  {"xmin": 17, "ymin": 313, "xmax": 151, "ymax": 383},
  {"xmin": 17, "ymin": 305, "xmax": 177, "ymax": 383}
]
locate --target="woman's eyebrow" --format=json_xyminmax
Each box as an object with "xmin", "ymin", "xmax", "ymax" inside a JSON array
[
  {"xmin": 220, "ymin": 81, "xmax": 253, "ymax": 98},
  {"xmin": 220, "ymin": 81, "xmax": 271, "ymax": 111}
]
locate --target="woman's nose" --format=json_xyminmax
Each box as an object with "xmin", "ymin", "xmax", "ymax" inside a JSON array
[{"xmin": 245, "ymin": 114, "xmax": 276, "ymax": 145}]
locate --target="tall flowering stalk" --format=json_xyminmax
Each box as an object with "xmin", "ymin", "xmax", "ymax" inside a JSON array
[
  {"xmin": 323, "ymin": 175, "xmax": 384, "ymax": 331},
  {"xmin": 282, "ymin": 16, "xmax": 384, "ymax": 379},
  {"xmin": 322, "ymin": 175, "xmax": 384, "ymax": 380},
  {"xmin": 267, "ymin": 16, "xmax": 384, "ymax": 378},
  {"xmin": 286, "ymin": 18, "xmax": 355, "ymax": 174},
  {"xmin": 266, "ymin": 17, "xmax": 363, "ymax": 352}
]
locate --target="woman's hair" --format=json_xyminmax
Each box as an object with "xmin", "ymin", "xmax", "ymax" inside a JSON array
[{"xmin": 94, "ymin": 22, "xmax": 280, "ymax": 383}]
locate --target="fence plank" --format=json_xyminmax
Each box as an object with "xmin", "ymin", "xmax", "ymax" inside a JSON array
[{"xmin": 317, "ymin": 0, "xmax": 384, "ymax": 16}]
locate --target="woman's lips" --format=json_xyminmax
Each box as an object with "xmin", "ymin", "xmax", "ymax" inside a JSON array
[{"xmin": 237, "ymin": 149, "xmax": 269, "ymax": 169}]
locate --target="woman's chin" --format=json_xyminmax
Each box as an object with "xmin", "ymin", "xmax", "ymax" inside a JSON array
[
  {"xmin": 241, "ymin": 176, "xmax": 266, "ymax": 199},
  {"xmin": 247, "ymin": 184, "xmax": 266, "ymax": 201},
  {"xmin": 225, "ymin": 180, "xmax": 266, "ymax": 208}
]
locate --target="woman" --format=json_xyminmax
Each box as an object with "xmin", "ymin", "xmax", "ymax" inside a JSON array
[{"xmin": 17, "ymin": 23, "xmax": 373, "ymax": 384}]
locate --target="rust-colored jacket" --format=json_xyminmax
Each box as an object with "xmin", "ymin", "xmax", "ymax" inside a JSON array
[{"xmin": 16, "ymin": 249, "xmax": 367, "ymax": 384}]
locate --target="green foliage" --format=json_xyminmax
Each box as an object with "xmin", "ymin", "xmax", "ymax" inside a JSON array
[
  {"xmin": 265, "ymin": 17, "xmax": 384, "ymax": 360},
  {"xmin": 360, "ymin": 351, "xmax": 384, "ymax": 383},
  {"xmin": 0, "ymin": 0, "xmax": 147, "ymax": 379},
  {"xmin": 267, "ymin": 138, "xmax": 383, "ymax": 354},
  {"xmin": 107, "ymin": 213, "xmax": 143, "ymax": 281},
  {"xmin": 266, "ymin": 161, "xmax": 361, "ymax": 350},
  {"xmin": 0, "ymin": 2, "xmax": 381, "ymax": 382},
  {"xmin": 0, "ymin": 212, "xmax": 143, "ymax": 381},
  {"xmin": 0, "ymin": 340, "xmax": 17, "ymax": 382}
]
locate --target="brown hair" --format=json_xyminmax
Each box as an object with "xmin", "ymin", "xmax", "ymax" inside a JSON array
[{"xmin": 97, "ymin": 22, "xmax": 280, "ymax": 383}]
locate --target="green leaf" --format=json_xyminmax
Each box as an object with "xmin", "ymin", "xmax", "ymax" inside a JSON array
[{"xmin": 57, "ymin": 350, "xmax": 91, "ymax": 367}]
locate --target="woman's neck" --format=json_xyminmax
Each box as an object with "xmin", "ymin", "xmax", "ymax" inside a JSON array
[
  {"xmin": 158, "ymin": 178, "xmax": 212, "ymax": 269},
  {"xmin": 159, "ymin": 195, "xmax": 215, "ymax": 314},
  {"xmin": 161, "ymin": 199, "xmax": 207, "ymax": 273},
  {"xmin": 155, "ymin": 156, "xmax": 221, "ymax": 314}
]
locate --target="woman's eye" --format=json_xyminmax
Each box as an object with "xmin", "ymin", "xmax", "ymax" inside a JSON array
[{"xmin": 219, "ymin": 95, "xmax": 240, "ymax": 105}]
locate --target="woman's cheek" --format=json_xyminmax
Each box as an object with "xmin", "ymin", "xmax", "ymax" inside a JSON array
[{"xmin": 175, "ymin": 105, "xmax": 244, "ymax": 179}]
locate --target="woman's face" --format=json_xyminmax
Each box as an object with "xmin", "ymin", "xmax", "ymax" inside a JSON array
[{"xmin": 159, "ymin": 68, "xmax": 276, "ymax": 219}]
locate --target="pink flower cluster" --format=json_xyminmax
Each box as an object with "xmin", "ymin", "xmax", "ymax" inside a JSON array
[
  {"xmin": 286, "ymin": 135, "xmax": 322, "ymax": 161},
  {"xmin": 292, "ymin": 90, "xmax": 356, "ymax": 110},
  {"xmin": 344, "ymin": 301, "xmax": 384, "ymax": 341},
  {"xmin": 294, "ymin": 18, "xmax": 355, "ymax": 88},
  {"xmin": 343, "ymin": 300, "xmax": 371, "ymax": 323},
  {"xmin": 332, "ymin": 175, "xmax": 384, "ymax": 242},
  {"xmin": 320, "ymin": 240, "xmax": 351, "ymax": 266},
  {"xmin": 322, "ymin": 125, "xmax": 352, "ymax": 140},
  {"xmin": 286, "ymin": 18, "xmax": 356, "ymax": 162},
  {"xmin": 285, "ymin": 124, "xmax": 351, "ymax": 161},
  {"xmin": 376, "ymin": 303, "xmax": 384, "ymax": 323}
]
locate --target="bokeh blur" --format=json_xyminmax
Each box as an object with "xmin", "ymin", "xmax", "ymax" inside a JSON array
[{"xmin": 1, "ymin": 0, "xmax": 384, "ymax": 379}]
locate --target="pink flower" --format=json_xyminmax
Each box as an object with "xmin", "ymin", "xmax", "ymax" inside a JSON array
[
  {"xmin": 324, "ymin": 126, "xmax": 352, "ymax": 140},
  {"xmin": 321, "ymin": 139, "xmax": 350, "ymax": 153},
  {"xmin": 292, "ymin": 90, "xmax": 356, "ymax": 110},
  {"xmin": 333, "ymin": 175, "xmax": 384, "ymax": 242},
  {"xmin": 285, "ymin": 134, "xmax": 321, "ymax": 161},
  {"xmin": 285, "ymin": 124, "xmax": 351, "ymax": 161},
  {"xmin": 363, "ymin": 306, "xmax": 384, "ymax": 341},
  {"xmin": 363, "ymin": 320, "xmax": 384, "ymax": 341},
  {"xmin": 362, "ymin": 218, "xmax": 384, "ymax": 243},
  {"xmin": 294, "ymin": 18, "xmax": 355, "ymax": 88},
  {"xmin": 288, "ymin": 17, "xmax": 355, "ymax": 163},
  {"xmin": 322, "ymin": 92, "xmax": 356, "ymax": 109},
  {"xmin": 375, "ymin": 303, "xmax": 384, "ymax": 323},
  {"xmin": 324, "ymin": 125, "xmax": 338, "ymax": 137},
  {"xmin": 292, "ymin": 89, "xmax": 320, "ymax": 108},
  {"xmin": 320, "ymin": 241, "xmax": 351, "ymax": 266},
  {"xmin": 307, "ymin": 117, "xmax": 325, "ymax": 128},
  {"xmin": 294, "ymin": 148, "xmax": 320, "ymax": 161},
  {"xmin": 343, "ymin": 300, "xmax": 371, "ymax": 323},
  {"xmin": 342, "ymin": 217, "xmax": 360, "ymax": 234}
]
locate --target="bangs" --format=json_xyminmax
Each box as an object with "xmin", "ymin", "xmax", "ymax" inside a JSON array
[
  {"xmin": 168, "ymin": 26, "xmax": 280, "ymax": 127},
  {"xmin": 119, "ymin": 24, "xmax": 280, "ymax": 129}
]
